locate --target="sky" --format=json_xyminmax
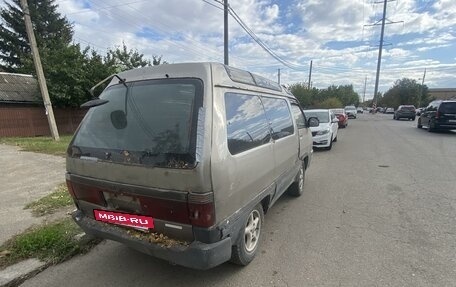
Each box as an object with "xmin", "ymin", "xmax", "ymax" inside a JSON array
[{"xmin": 34, "ymin": 0, "xmax": 456, "ymax": 99}]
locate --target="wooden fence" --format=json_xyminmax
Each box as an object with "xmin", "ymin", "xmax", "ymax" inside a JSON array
[{"xmin": 0, "ymin": 105, "xmax": 87, "ymax": 137}]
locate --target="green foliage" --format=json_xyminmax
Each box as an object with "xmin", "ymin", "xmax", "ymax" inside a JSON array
[
  {"xmin": 0, "ymin": 135, "xmax": 73, "ymax": 156},
  {"xmin": 25, "ymin": 183, "xmax": 73, "ymax": 216},
  {"xmin": 0, "ymin": 0, "xmax": 73, "ymax": 73},
  {"xmin": 315, "ymin": 97, "xmax": 343, "ymax": 109},
  {"xmin": 289, "ymin": 82, "xmax": 360, "ymax": 108},
  {"xmin": 379, "ymin": 78, "xmax": 431, "ymax": 108},
  {"xmin": 0, "ymin": 218, "xmax": 99, "ymax": 268},
  {"xmin": 0, "ymin": 1, "xmax": 167, "ymax": 107},
  {"xmin": 105, "ymin": 42, "xmax": 164, "ymax": 72}
]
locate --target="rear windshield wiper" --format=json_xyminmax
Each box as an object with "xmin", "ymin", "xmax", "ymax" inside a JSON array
[{"xmin": 80, "ymin": 74, "xmax": 128, "ymax": 108}]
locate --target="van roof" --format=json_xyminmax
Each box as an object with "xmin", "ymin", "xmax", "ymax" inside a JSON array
[{"xmin": 111, "ymin": 62, "xmax": 295, "ymax": 99}]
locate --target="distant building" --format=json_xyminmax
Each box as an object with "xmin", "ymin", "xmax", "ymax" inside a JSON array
[
  {"xmin": 0, "ymin": 72, "xmax": 42, "ymax": 105},
  {"xmin": 0, "ymin": 72, "xmax": 85, "ymax": 137},
  {"xmin": 428, "ymin": 88, "xmax": 456, "ymax": 100}
]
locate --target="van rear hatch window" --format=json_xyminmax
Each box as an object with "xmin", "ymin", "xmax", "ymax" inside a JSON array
[{"xmin": 70, "ymin": 78, "xmax": 203, "ymax": 168}]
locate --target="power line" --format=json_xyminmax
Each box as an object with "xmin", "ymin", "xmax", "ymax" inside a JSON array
[{"xmin": 227, "ymin": 4, "xmax": 308, "ymax": 70}]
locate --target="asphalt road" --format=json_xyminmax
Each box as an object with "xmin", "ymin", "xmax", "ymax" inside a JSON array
[{"xmin": 21, "ymin": 113, "xmax": 456, "ymax": 287}]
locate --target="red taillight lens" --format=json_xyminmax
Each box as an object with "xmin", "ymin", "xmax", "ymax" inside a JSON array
[
  {"xmin": 436, "ymin": 111, "xmax": 440, "ymax": 118},
  {"xmin": 67, "ymin": 180, "xmax": 106, "ymax": 206},
  {"xmin": 188, "ymin": 192, "xmax": 215, "ymax": 228}
]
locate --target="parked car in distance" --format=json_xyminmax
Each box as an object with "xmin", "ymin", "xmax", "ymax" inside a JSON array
[
  {"xmin": 417, "ymin": 100, "xmax": 456, "ymax": 132},
  {"xmin": 394, "ymin": 105, "xmax": 416, "ymax": 120},
  {"xmin": 304, "ymin": 109, "xmax": 339, "ymax": 150},
  {"xmin": 66, "ymin": 62, "xmax": 319, "ymax": 270},
  {"xmin": 344, "ymin": 106, "xmax": 357, "ymax": 119},
  {"xmin": 357, "ymin": 107, "xmax": 364, "ymax": 114},
  {"xmin": 330, "ymin": 108, "xmax": 348, "ymax": 128},
  {"xmin": 385, "ymin": 108, "xmax": 395, "ymax": 114},
  {"xmin": 415, "ymin": 107, "xmax": 424, "ymax": 116}
]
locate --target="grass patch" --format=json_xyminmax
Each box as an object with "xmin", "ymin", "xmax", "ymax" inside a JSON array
[
  {"xmin": 0, "ymin": 218, "xmax": 99, "ymax": 269},
  {"xmin": 0, "ymin": 135, "xmax": 73, "ymax": 156},
  {"xmin": 25, "ymin": 184, "xmax": 73, "ymax": 216}
]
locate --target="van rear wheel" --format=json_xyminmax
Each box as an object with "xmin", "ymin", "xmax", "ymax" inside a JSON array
[
  {"xmin": 287, "ymin": 162, "xmax": 306, "ymax": 197},
  {"xmin": 230, "ymin": 204, "xmax": 264, "ymax": 266}
]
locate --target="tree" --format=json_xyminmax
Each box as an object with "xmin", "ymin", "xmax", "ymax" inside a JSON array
[
  {"xmin": 106, "ymin": 42, "xmax": 160, "ymax": 72},
  {"xmin": 379, "ymin": 78, "xmax": 431, "ymax": 108},
  {"xmin": 315, "ymin": 97, "xmax": 343, "ymax": 109},
  {"xmin": 0, "ymin": 0, "xmax": 73, "ymax": 72}
]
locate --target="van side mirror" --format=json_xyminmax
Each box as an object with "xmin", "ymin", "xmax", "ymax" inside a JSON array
[
  {"xmin": 308, "ymin": 117, "xmax": 319, "ymax": 127},
  {"xmin": 332, "ymin": 118, "xmax": 339, "ymax": 123}
]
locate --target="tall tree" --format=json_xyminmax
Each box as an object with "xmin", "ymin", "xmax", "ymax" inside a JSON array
[
  {"xmin": 379, "ymin": 78, "xmax": 430, "ymax": 108},
  {"xmin": 0, "ymin": 0, "xmax": 73, "ymax": 72}
]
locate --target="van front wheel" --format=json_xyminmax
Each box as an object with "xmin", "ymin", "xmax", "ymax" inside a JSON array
[
  {"xmin": 287, "ymin": 162, "xmax": 305, "ymax": 197},
  {"xmin": 230, "ymin": 204, "xmax": 264, "ymax": 266}
]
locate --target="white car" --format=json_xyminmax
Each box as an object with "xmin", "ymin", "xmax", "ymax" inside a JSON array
[
  {"xmin": 344, "ymin": 105, "xmax": 357, "ymax": 119},
  {"xmin": 304, "ymin": 109, "xmax": 339, "ymax": 150}
]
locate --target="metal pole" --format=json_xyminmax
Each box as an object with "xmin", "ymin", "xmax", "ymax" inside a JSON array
[
  {"xmin": 308, "ymin": 60, "xmax": 313, "ymax": 89},
  {"xmin": 20, "ymin": 0, "xmax": 60, "ymax": 140},
  {"xmin": 224, "ymin": 0, "xmax": 229, "ymax": 65},
  {"xmin": 418, "ymin": 68, "xmax": 426, "ymax": 107},
  {"xmin": 278, "ymin": 68, "xmax": 280, "ymax": 85},
  {"xmin": 373, "ymin": 0, "xmax": 388, "ymax": 107},
  {"xmin": 363, "ymin": 76, "xmax": 367, "ymax": 103}
]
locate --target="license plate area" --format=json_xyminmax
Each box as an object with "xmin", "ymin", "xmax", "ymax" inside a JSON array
[
  {"xmin": 103, "ymin": 191, "xmax": 141, "ymax": 214},
  {"xmin": 94, "ymin": 209, "xmax": 154, "ymax": 230}
]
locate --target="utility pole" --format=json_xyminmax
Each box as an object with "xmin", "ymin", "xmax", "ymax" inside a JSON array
[
  {"xmin": 365, "ymin": 0, "xmax": 403, "ymax": 107},
  {"xmin": 224, "ymin": 0, "xmax": 229, "ymax": 65},
  {"xmin": 308, "ymin": 60, "xmax": 313, "ymax": 89},
  {"xmin": 363, "ymin": 76, "xmax": 367, "ymax": 104},
  {"xmin": 418, "ymin": 68, "xmax": 426, "ymax": 107},
  {"xmin": 278, "ymin": 68, "xmax": 281, "ymax": 85},
  {"xmin": 20, "ymin": 0, "xmax": 60, "ymax": 140}
]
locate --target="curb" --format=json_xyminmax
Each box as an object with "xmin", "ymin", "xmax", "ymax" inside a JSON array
[
  {"xmin": 0, "ymin": 258, "xmax": 47, "ymax": 287},
  {"xmin": 0, "ymin": 232, "xmax": 95, "ymax": 287}
]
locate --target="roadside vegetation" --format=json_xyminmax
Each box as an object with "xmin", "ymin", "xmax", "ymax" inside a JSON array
[
  {"xmin": 0, "ymin": 135, "xmax": 72, "ymax": 156},
  {"xmin": 25, "ymin": 184, "xmax": 73, "ymax": 216},
  {"xmin": 0, "ymin": 218, "xmax": 99, "ymax": 269}
]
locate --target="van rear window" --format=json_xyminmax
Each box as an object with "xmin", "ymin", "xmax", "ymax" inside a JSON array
[{"xmin": 70, "ymin": 78, "xmax": 203, "ymax": 168}]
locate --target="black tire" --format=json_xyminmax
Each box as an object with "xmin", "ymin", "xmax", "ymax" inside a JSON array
[
  {"xmin": 326, "ymin": 137, "xmax": 333, "ymax": 150},
  {"xmin": 333, "ymin": 135, "xmax": 337, "ymax": 142},
  {"xmin": 393, "ymin": 115, "xmax": 396, "ymax": 120},
  {"xmin": 287, "ymin": 162, "xmax": 306, "ymax": 197},
  {"xmin": 427, "ymin": 120, "xmax": 435, "ymax": 132},
  {"xmin": 417, "ymin": 118, "xmax": 422, "ymax": 128},
  {"xmin": 230, "ymin": 204, "xmax": 264, "ymax": 266},
  {"xmin": 411, "ymin": 117, "xmax": 415, "ymax": 121}
]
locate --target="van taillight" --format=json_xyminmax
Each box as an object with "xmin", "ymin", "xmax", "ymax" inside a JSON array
[
  {"xmin": 188, "ymin": 192, "xmax": 215, "ymax": 228},
  {"xmin": 436, "ymin": 110, "xmax": 440, "ymax": 118},
  {"xmin": 65, "ymin": 179, "xmax": 106, "ymax": 206}
]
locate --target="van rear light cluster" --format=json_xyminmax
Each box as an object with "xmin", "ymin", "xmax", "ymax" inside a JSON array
[
  {"xmin": 188, "ymin": 192, "xmax": 215, "ymax": 228},
  {"xmin": 65, "ymin": 179, "xmax": 106, "ymax": 206}
]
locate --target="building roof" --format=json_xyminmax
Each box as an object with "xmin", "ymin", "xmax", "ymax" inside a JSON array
[
  {"xmin": 428, "ymin": 88, "xmax": 456, "ymax": 100},
  {"xmin": 0, "ymin": 72, "xmax": 42, "ymax": 103}
]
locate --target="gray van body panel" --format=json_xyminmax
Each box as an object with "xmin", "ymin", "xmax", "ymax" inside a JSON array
[{"xmin": 208, "ymin": 64, "xmax": 305, "ymax": 224}]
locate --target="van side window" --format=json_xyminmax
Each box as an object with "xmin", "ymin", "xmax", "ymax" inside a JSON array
[
  {"xmin": 261, "ymin": 97, "xmax": 294, "ymax": 140},
  {"xmin": 290, "ymin": 104, "xmax": 306, "ymax": 128},
  {"xmin": 225, "ymin": 93, "xmax": 271, "ymax": 155}
]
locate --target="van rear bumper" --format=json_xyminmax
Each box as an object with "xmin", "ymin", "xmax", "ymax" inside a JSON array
[{"xmin": 72, "ymin": 210, "xmax": 232, "ymax": 270}]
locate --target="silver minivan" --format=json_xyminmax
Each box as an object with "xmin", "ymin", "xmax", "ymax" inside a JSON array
[{"xmin": 66, "ymin": 62, "xmax": 317, "ymax": 269}]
